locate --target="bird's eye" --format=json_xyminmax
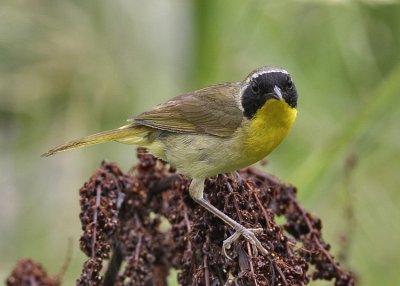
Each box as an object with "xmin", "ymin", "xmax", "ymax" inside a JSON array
[
  {"xmin": 286, "ymin": 78, "xmax": 293, "ymax": 90},
  {"xmin": 251, "ymin": 81, "xmax": 260, "ymax": 94}
]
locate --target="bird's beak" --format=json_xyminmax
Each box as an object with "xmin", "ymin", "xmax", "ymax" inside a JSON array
[{"xmin": 272, "ymin": 86, "xmax": 283, "ymax": 101}]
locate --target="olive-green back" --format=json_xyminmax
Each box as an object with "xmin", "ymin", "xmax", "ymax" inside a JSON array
[{"xmin": 130, "ymin": 83, "xmax": 243, "ymax": 137}]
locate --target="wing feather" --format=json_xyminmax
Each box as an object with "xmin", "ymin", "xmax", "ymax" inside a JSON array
[{"xmin": 130, "ymin": 83, "xmax": 243, "ymax": 137}]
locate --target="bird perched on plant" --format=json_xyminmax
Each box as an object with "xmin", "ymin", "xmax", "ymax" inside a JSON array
[{"xmin": 42, "ymin": 66, "xmax": 298, "ymax": 258}]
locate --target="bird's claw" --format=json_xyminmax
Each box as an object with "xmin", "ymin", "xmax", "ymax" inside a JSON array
[{"xmin": 222, "ymin": 226, "xmax": 268, "ymax": 260}]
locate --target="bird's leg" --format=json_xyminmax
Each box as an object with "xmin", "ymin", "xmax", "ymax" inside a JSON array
[{"xmin": 189, "ymin": 178, "xmax": 269, "ymax": 260}]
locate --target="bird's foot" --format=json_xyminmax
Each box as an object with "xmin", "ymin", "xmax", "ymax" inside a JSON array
[{"xmin": 222, "ymin": 225, "xmax": 268, "ymax": 260}]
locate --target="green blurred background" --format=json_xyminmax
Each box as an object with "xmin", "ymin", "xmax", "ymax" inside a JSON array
[{"xmin": 1, "ymin": 0, "xmax": 399, "ymax": 285}]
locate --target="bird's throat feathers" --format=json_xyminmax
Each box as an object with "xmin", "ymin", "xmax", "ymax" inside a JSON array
[{"xmin": 243, "ymin": 99, "xmax": 297, "ymax": 161}]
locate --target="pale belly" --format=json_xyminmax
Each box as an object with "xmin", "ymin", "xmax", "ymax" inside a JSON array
[
  {"xmin": 158, "ymin": 132, "xmax": 251, "ymax": 177},
  {"xmin": 146, "ymin": 128, "xmax": 278, "ymax": 178}
]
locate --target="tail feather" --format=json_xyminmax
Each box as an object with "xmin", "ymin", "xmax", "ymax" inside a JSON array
[{"xmin": 41, "ymin": 124, "xmax": 147, "ymax": 157}]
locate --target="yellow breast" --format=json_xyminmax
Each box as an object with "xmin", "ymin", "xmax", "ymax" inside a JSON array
[{"xmin": 242, "ymin": 99, "xmax": 297, "ymax": 162}]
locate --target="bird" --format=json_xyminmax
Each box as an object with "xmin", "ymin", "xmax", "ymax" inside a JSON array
[{"xmin": 42, "ymin": 66, "xmax": 298, "ymax": 259}]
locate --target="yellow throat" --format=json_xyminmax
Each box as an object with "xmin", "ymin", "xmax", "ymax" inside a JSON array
[{"xmin": 243, "ymin": 99, "xmax": 297, "ymax": 162}]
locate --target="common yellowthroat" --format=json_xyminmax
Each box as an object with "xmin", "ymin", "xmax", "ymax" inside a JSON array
[{"xmin": 42, "ymin": 66, "xmax": 298, "ymax": 258}]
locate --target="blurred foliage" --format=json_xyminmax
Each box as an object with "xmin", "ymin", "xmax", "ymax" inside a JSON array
[{"xmin": 0, "ymin": 0, "xmax": 399, "ymax": 285}]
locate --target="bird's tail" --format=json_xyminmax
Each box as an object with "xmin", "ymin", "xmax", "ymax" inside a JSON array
[{"xmin": 41, "ymin": 124, "xmax": 149, "ymax": 157}]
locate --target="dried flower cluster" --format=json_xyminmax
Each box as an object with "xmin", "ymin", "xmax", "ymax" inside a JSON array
[
  {"xmin": 6, "ymin": 259, "xmax": 60, "ymax": 286},
  {"xmin": 6, "ymin": 148, "xmax": 355, "ymax": 285},
  {"xmin": 76, "ymin": 161, "xmax": 129, "ymax": 285}
]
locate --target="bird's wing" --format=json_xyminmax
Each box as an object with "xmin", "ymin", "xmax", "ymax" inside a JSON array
[{"xmin": 130, "ymin": 83, "xmax": 243, "ymax": 137}]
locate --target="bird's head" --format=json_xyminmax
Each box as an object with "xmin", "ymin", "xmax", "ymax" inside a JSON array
[{"xmin": 240, "ymin": 67, "xmax": 298, "ymax": 119}]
